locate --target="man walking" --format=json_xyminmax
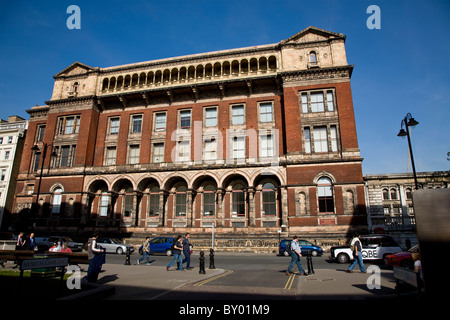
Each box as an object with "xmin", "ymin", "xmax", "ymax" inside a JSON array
[
  {"xmin": 347, "ymin": 233, "xmax": 366, "ymax": 273},
  {"xmin": 182, "ymin": 233, "xmax": 193, "ymax": 270},
  {"xmin": 286, "ymin": 236, "xmax": 306, "ymax": 276},
  {"xmin": 138, "ymin": 236, "xmax": 151, "ymax": 265}
]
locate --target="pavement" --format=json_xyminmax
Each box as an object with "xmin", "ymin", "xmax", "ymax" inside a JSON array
[
  {"xmin": 61, "ymin": 261, "xmax": 402, "ymax": 300},
  {"xmin": 2, "ymin": 255, "xmax": 410, "ymax": 301}
]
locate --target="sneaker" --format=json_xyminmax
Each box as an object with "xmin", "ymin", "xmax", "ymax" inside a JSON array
[{"xmin": 137, "ymin": 259, "xmax": 140, "ymax": 265}]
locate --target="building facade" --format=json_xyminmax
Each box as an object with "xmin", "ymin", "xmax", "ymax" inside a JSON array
[
  {"xmin": 364, "ymin": 171, "xmax": 450, "ymax": 234},
  {"xmin": 12, "ymin": 27, "xmax": 367, "ymax": 239},
  {"xmin": 0, "ymin": 116, "xmax": 27, "ymax": 229}
]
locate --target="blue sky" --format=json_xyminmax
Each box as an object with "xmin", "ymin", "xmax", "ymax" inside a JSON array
[{"xmin": 0, "ymin": 0, "xmax": 449, "ymax": 174}]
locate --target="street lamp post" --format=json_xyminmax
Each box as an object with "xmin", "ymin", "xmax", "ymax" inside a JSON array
[
  {"xmin": 31, "ymin": 141, "xmax": 56, "ymax": 218},
  {"xmin": 397, "ymin": 113, "xmax": 419, "ymax": 190}
]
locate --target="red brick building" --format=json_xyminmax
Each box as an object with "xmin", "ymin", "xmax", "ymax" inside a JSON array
[{"xmin": 13, "ymin": 27, "xmax": 367, "ymax": 239}]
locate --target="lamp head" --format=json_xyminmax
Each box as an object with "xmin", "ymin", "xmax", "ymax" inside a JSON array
[
  {"xmin": 407, "ymin": 118, "xmax": 419, "ymax": 127},
  {"xmin": 397, "ymin": 129, "xmax": 407, "ymax": 137}
]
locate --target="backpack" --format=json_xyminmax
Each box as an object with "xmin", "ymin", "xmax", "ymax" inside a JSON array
[
  {"xmin": 285, "ymin": 241, "xmax": 293, "ymax": 255},
  {"xmin": 138, "ymin": 244, "xmax": 143, "ymax": 255}
]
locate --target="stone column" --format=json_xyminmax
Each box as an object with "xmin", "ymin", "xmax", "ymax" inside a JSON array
[{"xmin": 247, "ymin": 187, "xmax": 255, "ymax": 227}]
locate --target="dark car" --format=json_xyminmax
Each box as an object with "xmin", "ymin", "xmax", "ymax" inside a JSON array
[
  {"xmin": 279, "ymin": 239, "xmax": 323, "ymax": 257},
  {"xmin": 149, "ymin": 237, "xmax": 176, "ymax": 256}
]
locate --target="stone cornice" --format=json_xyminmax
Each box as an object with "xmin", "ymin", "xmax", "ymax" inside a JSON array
[{"xmin": 280, "ymin": 65, "xmax": 354, "ymax": 83}]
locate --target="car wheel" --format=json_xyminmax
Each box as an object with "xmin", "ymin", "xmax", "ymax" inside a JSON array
[
  {"xmin": 116, "ymin": 247, "xmax": 124, "ymax": 255},
  {"xmin": 166, "ymin": 249, "xmax": 172, "ymax": 256},
  {"xmin": 337, "ymin": 253, "xmax": 350, "ymax": 264},
  {"xmin": 311, "ymin": 250, "xmax": 318, "ymax": 257}
]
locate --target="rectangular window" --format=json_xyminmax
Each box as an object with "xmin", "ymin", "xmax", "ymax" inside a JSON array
[
  {"xmin": 100, "ymin": 192, "xmax": 109, "ymax": 217},
  {"xmin": 203, "ymin": 192, "xmax": 215, "ymax": 216},
  {"xmin": 32, "ymin": 152, "xmax": 41, "ymax": 172},
  {"xmin": 205, "ymin": 108, "xmax": 217, "ymax": 127},
  {"xmin": 0, "ymin": 169, "xmax": 6, "ymax": 181},
  {"xmin": 60, "ymin": 146, "xmax": 71, "ymax": 167},
  {"xmin": 58, "ymin": 115, "xmax": 80, "ymax": 135},
  {"xmin": 232, "ymin": 105, "xmax": 245, "ymax": 125},
  {"xmin": 180, "ymin": 110, "xmax": 191, "ymax": 129},
  {"xmin": 204, "ymin": 138, "xmax": 217, "ymax": 161},
  {"xmin": 153, "ymin": 143, "xmax": 164, "ymax": 163},
  {"xmin": 175, "ymin": 193, "xmax": 187, "ymax": 216},
  {"xmin": 105, "ymin": 147, "xmax": 117, "ymax": 165},
  {"xmin": 310, "ymin": 92, "xmax": 325, "ymax": 112},
  {"xmin": 330, "ymin": 126, "xmax": 338, "ymax": 152},
  {"xmin": 260, "ymin": 102, "xmax": 273, "ymax": 122},
  {"xmin": 304, "ymin": 127, "xmax": 311, "ymax": 153},
  {"xmin": 262, "ymin": 190, "xmax": 276, "ymax": 216},
  {"xmin": 232, "ymin": 136, "xmax": 245, "ymax": 159},
  {"xmin": 301, "ymin": 93, "xmax": 309, "ymax": 113},
  {"xmin": 36, "ymin": 125, "xmax": 46, "ymax": 142},
  {"xmin": 149, "ymin": 193, "xmax": 160, "ymax": 216},
  {"xmin": 327, "ymin": 91, "xmax": 335, "ymax": 111},
  {"xmin": 313, "ymin": 127, "xmax": 328, "ymax": 152},
  {"xmin": 155, "ymin": 113, "xmax": 166, "ymax": 131},
  {"xmin": 109, "ymin": 117, "xmax": 120, "ymax": 135},
  {"xmin": 128, "ymin": 145, "xmax": 140, "ymax": 164},
  {"xmin": 4, "ymin": 150, "xmax": 10, "ymax": 160},
  {"xmin": 260, "ymin": 135, "xmax": 274, "ymax": 157},
  {"xmin": 131, "ymin": 115, "xmax": 142, "ymax": 133},
  {"xmin": 232, "ymin": 191, "xmax": 245, "ymax": 216},
  {"xmin": 177, "ymin": 140, "xmax": 190, "ymax": 162},
  {"xmin": 53, "ymin": 145, "xmax": 76, "ymax": 168}
]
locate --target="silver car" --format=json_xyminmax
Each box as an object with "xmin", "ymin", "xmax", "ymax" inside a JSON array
[{"xmin": 96, "ymin": 238, "xmax": 135, "ymax": 255}]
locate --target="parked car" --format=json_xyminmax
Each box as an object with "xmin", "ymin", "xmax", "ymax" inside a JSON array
[
  {"xmin": 279, "ymin": 239, "xmax": 323, "ymax": 257},
  {"xmin": 384, "ymin": 244, "xmax": 419, "ymax": 269},
  {"xmin": 35, "ymin": 236, "xmax": 84, "ymax": 252},
  {"xmin": 329, "ymin": 234, "xmax": 403, "ymax": 264},
  {"xmin": 96, "ymin": 238, "xmax": 135, "ymax": 255},
  {"xmin": 148, "ymin": 237, "xmax": 175, "ymax": 256}
]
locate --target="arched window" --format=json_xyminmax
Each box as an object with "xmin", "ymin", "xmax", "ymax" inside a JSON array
[
  {"xmin": 390, "ymin": 188, "xmax": 397, "ymax": 200},
  {"xmin": 232, "ymin": 183, "xmax": 245, "ymax": 217},
  {"xmin": 203, "ymin": 184, "xmax": 216, "ymax": 216},
  {"xmin": 51, "ymin": 187, "xmax": 63, "ymax": 215},
  {"xmin": 309, "ymin": 51, "xmax": 317, "ymax": 63},
  {"xmin": 317, "ymin": 177, "xmax": 334, "ymax": 213},
  {"xmin": 382, "ymin": 189, "xmax": 389, "ymax": 200},
  {"xmin": 262, "ymin": 182, "xmax": 276, "ymax": 216},
  {"xmin": 405, "ymin": 188, "xmax": 412, "ymax": 200}
]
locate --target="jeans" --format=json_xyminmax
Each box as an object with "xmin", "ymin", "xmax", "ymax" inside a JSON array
[
  {"xmin": 182, "ymin": 250, "xmax": 191, "ymax": 268},
  {"xmin": 138, "ymin": 251, "xmax": 150, "ymax": 264},
  {"xmin": 348, "ymin": 251, "xmax": 366, "ymax": 272},
  {"xmin": 287, "ymin": 251, "xmax": 305, "ymax": 274},
  {"xmin": 167, "ymin": 253, "xmax": 184, "ymax": 270}
]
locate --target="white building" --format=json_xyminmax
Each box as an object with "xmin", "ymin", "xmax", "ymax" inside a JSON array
[{"xmin": 0, "ymin": 116, "xmax": 27, "ymax": 229}]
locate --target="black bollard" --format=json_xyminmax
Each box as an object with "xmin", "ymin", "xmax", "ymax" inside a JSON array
[
  {"xmin": 124, "ymin": 246, "xmax": 131, "ymax": 265},
  {"xmin": 209, "ymin": 248, "xmax": 216, "ymax": 269},
  {"xmin": 199, "ymin": 251, "xmax": 206, "ymax": 274},
  {"xmin": 306, "ymin": 252, "xmax": 314, "ymax": 274}
]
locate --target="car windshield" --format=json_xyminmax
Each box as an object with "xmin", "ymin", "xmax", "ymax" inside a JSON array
[{"xmin": 110, "ymin": 238, "xmax": 123, "ymax": 244}]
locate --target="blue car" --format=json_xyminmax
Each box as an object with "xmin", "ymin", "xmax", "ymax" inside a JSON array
[
  {"xmin": 279, "ymin": 239, "xmax": 323, "ymax": 257},
  {"xmin": 149, "ymin": 237, "xmax": 175, "ymax": 256}
]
